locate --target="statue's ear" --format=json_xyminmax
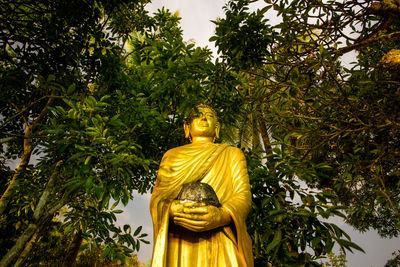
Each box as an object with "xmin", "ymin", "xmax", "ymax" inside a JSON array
[
  {"xmin": 184, "ymin": 122, "xmax": 190, "ymax": 139},
  {"xmin": 215, "ymin": 122, "xmax": 220, "ymax": 140}
]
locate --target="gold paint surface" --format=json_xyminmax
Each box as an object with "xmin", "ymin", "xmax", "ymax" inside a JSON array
[{"xmin": 150, "ymin": 106, "xmax": 254, "ymax": 267}]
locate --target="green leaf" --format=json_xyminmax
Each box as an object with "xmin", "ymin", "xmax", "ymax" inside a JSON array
[
  {"xmin": 84, "ymin": 156, "xmax": 92, "ymax": 165},
  {"xmin": 121, "ymin": 190, "xmax": 129, "ymax": 206},
  {"xmin": 101, "ymin": 246, "xmax": 111, "ymax": 258},
  {"xmin": 134, "ymin": 226, "xmax": 142, "ymax": 236},
  {"xmin": 113, "ymin": 209, "xmax": 123, "ymax": 214},
  {"xmin": 123, "ymin": 224, "xmax": 131, "ymax": 233},
  {"xmin": 111, "ymin": 200, "xmax": 120, "ymax": 210},
  {"xmin": 67, "ymin": 83, "xmax": 76, "ymax": 94},
  {"xmin": 337, "ymin": 239, "xmax": 365, "ymax": 253},
  {"xmin": 47, "ymin": 74, "xmax": 55, "ymax": 82},
  {"xmin": 64, "ymin": 224, "xmax": 73, "ymax": 234},
  {"xmin": 94, "ymin": 185, "xmax": 104, "ymax": 199},
  {"xmin": 266, "ymin": 229, "xmax": 281, "ymax": 253}
]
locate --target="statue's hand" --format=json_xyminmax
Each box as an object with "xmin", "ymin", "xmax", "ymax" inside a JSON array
[
  {"xmin": 173, "ymin": 202, "xmax": 231, "ymax": 232},
  {"xmin": 169, "ymin": 200, "xmax": 184, "ymax": 218}
]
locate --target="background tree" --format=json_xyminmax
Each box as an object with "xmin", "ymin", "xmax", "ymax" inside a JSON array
[
  {"xmin": 212, "ymin": 0, "xmax": 400, "ymax": 264},
  {"xmin": 0, "ymin": 0, "xmax": 152, "ymax": 265},
  {"xmin": 21, "ymin": 219, "xmax": 143, "ymax": 267},
  {"xmin": 0, "ymin": 2, "xmax": 241, "ymax": 266}
]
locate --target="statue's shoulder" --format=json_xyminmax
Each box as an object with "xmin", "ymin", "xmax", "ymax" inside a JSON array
[
  {"xmin": 219, "ymin": 143, "xmax": 242, "ymax": 152},
  {"xmin": 164, "ymin": 143, "xmax": 191, "ymax": 153},
  {"xmin": 161, "ymin": 143, "xmax": 192, "ymax": 160},
  {"xmin": 161, "ymin": 146, "xmax": 181, "ymax": 159},
  {"xmin": 223, "ymin": 145, "xmax": 246, "ymax": 159}
]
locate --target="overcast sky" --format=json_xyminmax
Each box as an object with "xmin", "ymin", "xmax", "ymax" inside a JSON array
[{"xmin": 119, "ymin": 1, "xmax": 400, "ymax": 266}]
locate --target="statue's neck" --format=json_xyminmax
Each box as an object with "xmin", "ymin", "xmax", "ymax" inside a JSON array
[{"xmin": 191, "ymin": 136, "xmax": 214, "ymax": 144}]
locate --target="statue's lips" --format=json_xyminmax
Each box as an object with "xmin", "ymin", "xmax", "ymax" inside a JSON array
[{"xmin": 198, "ymin": 122, "xmax": 209, "ymax": 127}]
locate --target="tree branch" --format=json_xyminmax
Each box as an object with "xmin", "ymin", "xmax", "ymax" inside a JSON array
[
  {"xmin": 335, "ymin": 31, "xmax": 400, "ymax": 56},
  {"xmin": 31, "ymin": 90, "xmax": 55, "ymax": 131},
  {"xmin": 256, "ymin": 107, "xmax": 273, "ymax": 155},
  {"xmin": 0, "ymin": 162, "xmax": 63, "ymax": 267},
  {"xmin": 10, "ymin": 102, "xmax": 29, "ymax": 128},
  {"xmin": 0, "ymin": 223, "xmax": 38, "ymax": 267},
  {"xmin": 0, "ymin": 95, "xmax": 64, "ymax": 131},
  {"xmin": 33, "ymin": 161, "xmax": 62, "ymax": 221},
  {"xmin": 0, "ymin": 92, "xmax": 60, "ymax": 215},
  {"xmin": 0, "ymin": 124, "xmax": 34, "ymax": 215},
  {"xmin": 0, "ymin": 137, "xmax": 16, "ymax": 143}
]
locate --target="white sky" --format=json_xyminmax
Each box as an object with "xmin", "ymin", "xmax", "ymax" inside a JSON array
[{"xmin": 120, "ymin": 1, "xmax": 400, "ymax": 266}]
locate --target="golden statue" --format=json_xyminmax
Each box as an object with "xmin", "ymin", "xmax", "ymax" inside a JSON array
[{"xmin": 150, "ymin": 104, "xmax": 254, "ymax": 267}]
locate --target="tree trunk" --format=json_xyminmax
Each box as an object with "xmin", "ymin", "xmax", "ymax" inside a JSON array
[
  {"xmin": 0, "ymin": 162, "xmax": 62, "ymax": 267},
  {"xmin": 0, "ymin": 200, "xmax": 65, "ymax": 267},
  {"xmin": 0, "ymin": 94, "xmax": 54, "ymax": 215},
  {"xmin": 62, "ymin": 230, "xmax": 83, "ymax": 267},
  {"xmin": 13, "ymin": 230, "xmax": 39, "ymax": 267},
  {"xmin": 256, "ymin": 108, "xmax": 273, "ymax": 155},
  {"xmin": 0, "ymin": 125, "xmax": 33, "ymax": 215},
  {"xmin": 13, "ymin": 214, "xmax": 53, "ymax": 267},
  {"xmin": 0, "ymin": 223, "xmax": 38, "ymax": 267},
  {"xmin": 251, "ymin": 113, "xmax": 262, "ymax": 150}
]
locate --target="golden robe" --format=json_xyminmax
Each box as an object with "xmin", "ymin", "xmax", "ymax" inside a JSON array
[{"xmin": 150, "ymin": 143, "xmax": 254, "ymax": 267}]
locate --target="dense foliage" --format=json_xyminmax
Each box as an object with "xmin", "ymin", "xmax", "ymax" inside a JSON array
[
  {"xmin": 2, "ymin": 0, "xmax": 398, "ymax": 266},
  {"xmin": 0, "ymin": 1, "xmax": 240, "ymax": 266},
  {"xmin": 0, "ymin": 0, "xmax": 156, "ymax": 265},
  {"xmin": 213, "ymin": 0, "xmax": 400, "ymax": 265}
]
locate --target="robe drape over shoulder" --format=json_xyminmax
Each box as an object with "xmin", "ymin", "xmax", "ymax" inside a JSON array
[{"xmin": 150, "ymin": 143, "xmax": 254, "ymax": 267}]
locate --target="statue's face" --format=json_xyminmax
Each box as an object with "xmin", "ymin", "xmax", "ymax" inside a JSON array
[{"xmin": 188, "ymin": 107, "xmax": 218, "ymax": 138}]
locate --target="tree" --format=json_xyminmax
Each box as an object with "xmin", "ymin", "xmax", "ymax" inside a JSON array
[
  {"xmin": 0, "ymin": 0, "xmax": 153, "ymax": 265},
  {"xmin": 1, "ymin": 3, "xmax": 242, "ymax": 266},
  {"xmin": 385, "ymin": 250, "xmax": 400, "ymax": 267},
  {"xmin": 20, "ymin": 219, "xmax": 143, "ymax": 267},
  {"xmin": 245, "ymin": 145, "xmax": 363, "ymax": 266},
  {"xmin": 213, "ymin": 0, "xmax": 400, "ymax": 239},
  {"xmin": 211, "ymin": 0, "xmax": 400, "ymax": 264}
]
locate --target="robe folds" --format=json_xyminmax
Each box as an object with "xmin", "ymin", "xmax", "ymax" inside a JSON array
[{"xmin": 150, "ymin": 143, "xmax": 254, "ymax": 267}]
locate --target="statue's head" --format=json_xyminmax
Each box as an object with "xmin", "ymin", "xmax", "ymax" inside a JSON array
[{"xmin": 184, "ymin": 104, "xmax": 220, "ymax": 142}]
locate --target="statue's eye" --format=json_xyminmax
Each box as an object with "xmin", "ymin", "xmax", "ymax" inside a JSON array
[
  {"xmin": 206, "ymin": 113, "xmax": 214, "ymax": 118},
  {"xmin": 193, "ymin": 112, "xmax": 201, "ymax": 118}
]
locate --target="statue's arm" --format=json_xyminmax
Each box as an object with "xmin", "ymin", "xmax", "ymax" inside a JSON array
[{"xmin": 220, "ymin": 148, "xmax": 252, "ymax": 226}]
